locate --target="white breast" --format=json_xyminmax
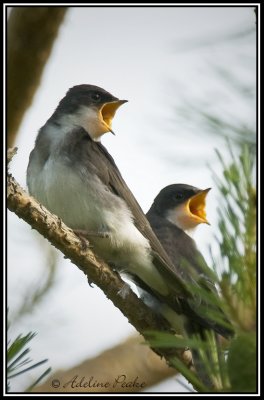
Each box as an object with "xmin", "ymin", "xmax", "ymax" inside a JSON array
[{"xmin": 27, "ymin": 124, "xmax": 169, "ymax": 296}]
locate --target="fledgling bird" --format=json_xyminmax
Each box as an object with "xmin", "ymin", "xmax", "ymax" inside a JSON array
[
  {"xmin": 145, "ymin": 184, "xmax": 233, "ymax": 386},
  {"xmin": 145, "ymin": 184, "xmax": 231, "ymax": 335},
  {"xmin": 26, "ymin": 84, "xmax": 190, "ymax": 305}
]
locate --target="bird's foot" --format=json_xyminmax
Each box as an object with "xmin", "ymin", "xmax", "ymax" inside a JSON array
[
  {"xmin": 73, "ymin": 229, "xmax": 91, "ymax": 251},
  {"xmin": 87, "ymin": 276, "xmax": 94, "ymax": 287},
  {"xmin": 180, "ymin": 347, "xmax": 194, "ymax": 370}
]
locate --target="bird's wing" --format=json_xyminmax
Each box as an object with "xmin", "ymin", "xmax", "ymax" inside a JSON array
[
  {"xmin": 90, "ymin": 140, "xmax": 191, "ymax": 299},
  {"xmin": 147, "ymin": 212, "xmax": 209, "ymax": 280},
  {"xmin": 146, "ymin": 214, "xmax": 233, "ymax": 337}
]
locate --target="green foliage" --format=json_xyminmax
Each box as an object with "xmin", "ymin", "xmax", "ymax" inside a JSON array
[
  {"xmin": 7, "ymin": 331, "xmax": 51, "ymax": 392},
  {"xmin": 227, "ymin": 333, "xmax": 256, "ymax": 392},
  {"xmin": 145, "ymin": 329, "xmax": 228, "ymax": 392},
  {"xmin": 213, "ymin": 143, "xmax": 256, "ymax": 333},
  {"xmin": 144, "ymin": 330, "xmax": 221, "ymax": 392}
]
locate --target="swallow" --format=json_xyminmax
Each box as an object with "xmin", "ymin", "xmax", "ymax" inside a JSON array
[
  {"xmin": 145, "ymin": 183, "xmax": 232, "ymax": 337},
  {"xmin": 144, "ymin": 184, "xmax": 233, "ymax": 386},
  {"xmin": 26, "ymin": 85, "xmax": 191, "ymax": 307}
]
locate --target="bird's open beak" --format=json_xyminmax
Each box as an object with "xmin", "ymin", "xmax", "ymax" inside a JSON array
[
  {"xmin": 100, "ymin": 100, "xmax": 128, "ymax": 135},
  {"xmin": 187, "ymin": 188, "xmax": 211, "ymax": 225}
]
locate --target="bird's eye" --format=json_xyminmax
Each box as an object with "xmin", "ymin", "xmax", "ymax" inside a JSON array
[
  {"xmin": 91, "ymin": 93, "xmax": 101, "ymax": 102},
  {"xmin": 174, "ymin": 193, "xmax": 183, "ymax": 200}
]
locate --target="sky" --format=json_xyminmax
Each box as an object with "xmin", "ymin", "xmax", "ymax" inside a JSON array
[{"xmin": 6, "ymin": 5, "xmax": 256, "ymax": 393}]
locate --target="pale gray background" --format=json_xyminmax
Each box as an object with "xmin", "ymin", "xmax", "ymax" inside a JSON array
[{"xmin": 7, "ymin": 6, "xmax": 255, "ymax": 393}]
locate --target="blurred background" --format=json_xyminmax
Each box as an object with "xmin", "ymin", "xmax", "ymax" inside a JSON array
[{"xmin": 6, "ymin": 6, "xmax": 256, "ymax": 393}]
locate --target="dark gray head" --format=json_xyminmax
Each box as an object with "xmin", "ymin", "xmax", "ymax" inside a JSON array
[
  {"xmin": 50, "ymin": 84, "xmax": 128, "ymax": 140},
  {"xmin": 149, "ymin": 184, "xmax": 211, "ymax": 231},
  {"xmin": 55, "ymin": 85, "xmax": 119, "ymax": 114}
]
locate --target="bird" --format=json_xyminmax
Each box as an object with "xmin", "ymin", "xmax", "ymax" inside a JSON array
[
  {"xmin": 26, "ymin": 84, "xmax": 191, "ymax": 307},
  {"xmin": 145, "ymin": 183, "xmax": 232, "ymax": 335},
  {"xmin": 144, "ymin": 184, "xmax": 233, "ymax": 386}
]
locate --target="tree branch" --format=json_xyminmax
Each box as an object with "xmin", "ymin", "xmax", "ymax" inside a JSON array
[
  {"xmin": 7, "ymin": 7, "xmax": 68, "ymax": 146},
  {"xmin": 7, "ymin": 148, "xmax": 192, "ymax": 375}
]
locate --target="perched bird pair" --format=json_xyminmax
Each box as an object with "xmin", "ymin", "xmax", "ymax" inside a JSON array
[{"xmin": 27, "ymin": 85, "xmax": 232, "ymax": 385}]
